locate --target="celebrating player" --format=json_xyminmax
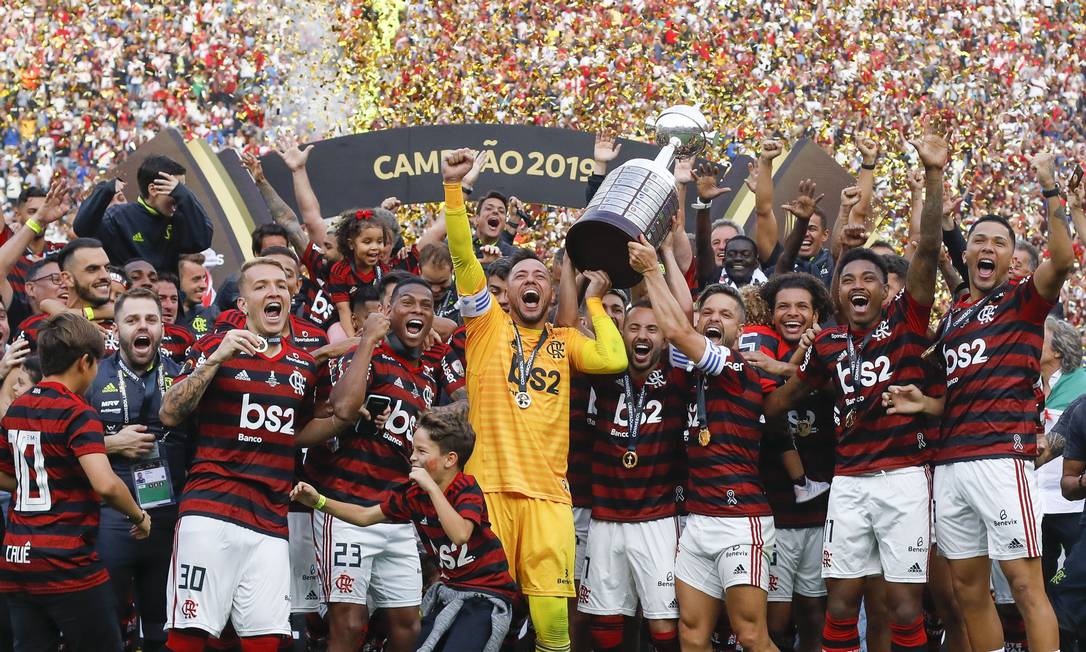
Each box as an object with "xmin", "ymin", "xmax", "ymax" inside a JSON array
[
  {"xmin": 573, "ymin": 299, "xmax": 686, "ymax": 652},
  {"xmin": 764, "ymin": 121, "xmax": 949, "ymax": 652},
  {"xmin": 307, "ymin": 277, "xmax": 462, "ymax": 652},
  {"xmin": 158, "ymin": 258, "xmax": 345, "ymax": 651},
  {"xmin": 442, "ymin": 148, "xmax": 627, "ymax": 652}
]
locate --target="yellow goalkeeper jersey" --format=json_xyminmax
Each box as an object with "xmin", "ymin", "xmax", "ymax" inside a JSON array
[{"xmin": 443, "ymin": 183, "xmax": 626, "ymax": 503}]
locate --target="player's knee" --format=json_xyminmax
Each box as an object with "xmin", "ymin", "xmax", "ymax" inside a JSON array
[
  {"xmin": 328, "ymin": 607, "xmax": 367, "ymax": 642},
  {"xmin": 733, "ymin": 620, "xmax": 771, "ymax": 651},
  {"xmin": 588, "ymin": 614, "xmax": 624, "ymax": 650},
  {"xmin": 647, "ymin": 622, "xmax": 680, "ymax": 652},
  {"xmin": 527, "ymin": 595, "xmax": 570, "ymax": 650},
  {"xmin": 678, "ymin": 616, "xmax": 711, "ymax": 648},
  {"xmin": 888, "ymin": 598, "xmax": 922, "ymax": 624}
]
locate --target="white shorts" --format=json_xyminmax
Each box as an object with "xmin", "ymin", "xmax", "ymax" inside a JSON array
[
  {"xmin": 934, "ymin": 458, "xmax": 1042, "ymax": 561},
  {"xmin": 289, "ymin": 511, "xmax": 320, "ymax": 613},
  {"xmin": 167, "ymin": 515, "xmax": 291, "ymax": 637},
  {"xmin": 313, "ymin": 512, "xmax": 422, "ymax": 608},
  {"xmin": 578, "ymin": 517, "xmax": 681, "ymax": 619},
  {"xmin": 768, "ymin": 526, "xmax": 827, "ymax": 602},
  {"xmin": 823, "ymin": 467, "xmax": 930, "ymax": 583},
  {"xmin": 675, "ymin": 513, "xmax": 775, "ymax": 597},
  {"xmin": 573, "ymin": 506, "xmax": 591, "ymax": 584}
]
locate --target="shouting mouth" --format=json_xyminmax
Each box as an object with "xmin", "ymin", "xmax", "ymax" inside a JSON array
[
  {"xmin": 132, "ymin": 333, "xmax": 153, "ymax": 356},
  {"xmin": 704, "ymin": 325, "xmax": 723, "ymax": 343},
  {"xmin": 632, "ymin": 341, "xmax": 653, "ymax": 365},
  {"xmin": 405, "ymin": 318, "xmax": 425, "ymax": 336},
  {"xmin": 522, "ymin": 288, "xmax": 541, "ymax": 310},
  {"xmin": 976, "ymin": 257, "xmax": 996, "ymax": 281}
]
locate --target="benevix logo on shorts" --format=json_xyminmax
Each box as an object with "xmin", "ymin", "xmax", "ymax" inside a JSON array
[
  {"xmin": 993, "ymin": 509, "xmax": 1019, "ymax": 527},
  {"xmin": 907, "ymin": 537, "xmax": 927, "ymax": 553},
  {"xmin": 657, "ymin": 572, "xmax": 674, "ymax": 588}
]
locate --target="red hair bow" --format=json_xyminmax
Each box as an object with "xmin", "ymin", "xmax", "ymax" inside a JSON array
[{"xmin": 355, "ymin": 209, "xmax": 374, "ymax": 221}]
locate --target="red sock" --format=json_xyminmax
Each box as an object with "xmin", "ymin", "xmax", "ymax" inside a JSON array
[
  {"xmin": 822, "ymin": 614, "xmax": 861, "ymax": 652},
  {"xmin": 649, "ymin": 626, "xmax": 680, "ymax": 652},
  {"xmin": 238, "ymin": 635, "xmax": 284, "ymax": 652},
  {"xmin": 890, "ymin": 616, "xmax": 927, "ymax": 652},
  {"xmin": 590, "ymin": 615, "xmax": 625, "ymax": 651},
  {"xmin": 166, "ymin": 630, "xmax": 208, "ymax": 652}
]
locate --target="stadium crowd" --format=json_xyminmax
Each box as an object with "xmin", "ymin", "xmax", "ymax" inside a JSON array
[{"xmin": 0, "ymin": 2, "xmax": 1086, "ymax": 652}]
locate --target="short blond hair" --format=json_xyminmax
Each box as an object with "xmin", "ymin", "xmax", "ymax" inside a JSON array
[{"xmin": 239, "ymin": 257, "xmax": 287, "ymax": 292}]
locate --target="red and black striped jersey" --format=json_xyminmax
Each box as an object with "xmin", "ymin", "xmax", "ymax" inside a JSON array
[
  {"xmin": 301, "ymin": 241, "xmax": 332, "ymax": 286},
  {"xmin": 579, "ymin": 364, "xmax": 688, "ymax": 522},
  {"xmin": 381, "ymin": 472, "xmax": 517, "ymax": 601},
  {"xmin": 738, "ymin": 325, "xmax": 787, "ymax": 393},
  {"xmin": 176, "ymin": 335, "xmax": 319, "ymax": 539},
  {"xmin": 567, "ymin": 374, "xmax": 595, "ymax": 509},
  {"xmin": 935, "ymin": 277, "xmax": 1053, "ymax": 464},
  {"xmin": 15, "ymin": 312, "xmax": 47, "ymax": 350},
  {"xmin": 0, "ymin": 382, "xmax": 110, "ymax": 595},
  {"xmin": 759, "ymin": 341, "xmax": 835, "ymax": 528},
  {"xmin": 328, "ymin": 260, "xmax": 386, "ymax": 305},
  {"xmin": 671, "ymin": 340, "xmax": 771, "ymax": 518},
  {"xmin": 160, "ymin": 323, "xmax": 196, "ymax": 363},
  {"xmin": 797, "ymin": 290, "xmax": 932, "ymax": 475},
  {"xmin": 449, "ymin": 325, "xmax": 466, "ymax": 367},
  {"xmin": 210, "ymin": 313, "xmax": 333, "ymax": 403},
  {"xmin": 306, "ymin": 342, "xmax": 460, "ymax": 507}
]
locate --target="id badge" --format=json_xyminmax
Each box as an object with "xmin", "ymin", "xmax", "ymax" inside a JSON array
[{"xmin": 132, "ymin": 459, "xmax": 174, "ymax": 509}]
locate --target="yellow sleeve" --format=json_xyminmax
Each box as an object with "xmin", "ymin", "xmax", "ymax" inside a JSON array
[
  {"xmin": 444, "ymin": 183, "xmax": 485, "ymax": 296},
  {"xmin": 569, "ymin": 297, "xmax": 628, "ymax": 374}
]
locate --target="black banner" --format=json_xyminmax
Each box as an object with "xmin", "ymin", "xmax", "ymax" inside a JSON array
[{"xmin": 259, "ymin": 124, "xmax": 667, "ymax": 214}]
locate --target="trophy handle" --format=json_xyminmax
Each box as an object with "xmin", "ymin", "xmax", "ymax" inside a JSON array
[{"xmin": 653, "ymin": 138, "xmax": 682, "ymax": 170}]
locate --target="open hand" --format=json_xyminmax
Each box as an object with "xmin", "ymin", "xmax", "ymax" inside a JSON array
[
  {"xmin": 593, "ymin": 132, "xmax": 623, "ymax": 164},
  {"xmin": 692, "ymin": 162, "xmax": 731, "ymax": 201},
  {"xmin": 38, "ymin": 177, "xmax": 72, "ymax": 225},
  {"xmin": 908, "ymin": 117, "xmax": 950, "ymax": 170},
  {"xmin": 150, "ymin": 172, "xmax": 181, "ymax": 198},
  {"xmin": 240, "ymin": 151, "xmax": 265, "ymax": 183},
  {"xmin": 781, "ymin": 179, "xmax": 824, "ymax": 220},
  {"xmin": 276, "ymin": 134, "xmax": 314, "ymax": 172}
]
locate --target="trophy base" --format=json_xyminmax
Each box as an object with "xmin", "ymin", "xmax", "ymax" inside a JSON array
[{"xmin": 566, "ymin": 210, "xmax": 645, "ymax": 289}]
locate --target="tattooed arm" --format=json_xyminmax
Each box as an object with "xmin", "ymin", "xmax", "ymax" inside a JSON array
[
  {"xmin": 1037, "ymin": 429, "xmax": 1066, "ymax": 468},
  {"xmin": 159, "ymin": 330, "xmax": 264, "ymax": 426}
]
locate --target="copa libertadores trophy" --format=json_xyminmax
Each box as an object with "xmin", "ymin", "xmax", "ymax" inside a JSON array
[{"xmin": 566, "ymin": 104, "xmax": 712, "ymax": 288}]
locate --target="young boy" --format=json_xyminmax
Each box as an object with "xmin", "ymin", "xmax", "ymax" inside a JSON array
[
  {"xmin": 0, "ymin": 313, "xmax": 152, "ymax": 651},
  {"xmin": 291, "ymin": 403, "xmax": 517, "ymax": 652}
]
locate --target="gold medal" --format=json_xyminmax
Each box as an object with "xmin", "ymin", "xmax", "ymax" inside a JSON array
[
  {"xmin": 622, "ymin": 451, "xmax": 638, "ymax": 469},
  {"xmin": 844, "ymin": 410, "xmax": 856, "ymax": 429},
  {"xmin": 698, "ymin": 428, "xmax": 711, "ymax": 446},
  {"xmin": 796, "ymin": 420, "xmax": 812, "ymax": 438}
]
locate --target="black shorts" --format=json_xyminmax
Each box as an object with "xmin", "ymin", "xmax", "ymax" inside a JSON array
[
  {"xmin": 1049, "ymin": 524, "xmax": 1086, "ymax": 638},
  {"xmin": 417, "ymin": 595, "xmax": 509, "ymax": 652},
  {"xmin": 7, "ymin": 581, "xmax": 122, "ymax": 652}
]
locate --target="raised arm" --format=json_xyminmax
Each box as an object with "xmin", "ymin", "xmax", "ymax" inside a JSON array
[
  {"xmin": 670, "ymin": 157, "xmax": 695, "ymax": 274},
  {"xmin": 241, "ymin": 152, "xmax": 309, "ymax": 253},
  {"xmin": 278, "ymin": 138, "xmax": 326, "ymax": 246},
  {"xmin": 752, "ymin": 140, "xmax": 782, "ymax": 263},
  {"xmin": 852, "ymin": 137, "xmax": 879, "ymax": 229},
  {"xmin": 1, "ymin": 179, "xmax": 70, "ymax": 305},
  {"xmin": 903, "ymin": 168, "xmax": 924, "ymax": 260},
  {"xmin": 1031, "ymin": 152, "xmax": 1075, "ymax": 302},
  {"xmin": 1066, "ymin": 177, "xmax": 1085, "ymax": 249},
  {"xmin": 72, "ymin": 178, "xmax": 119, "ymax": 237},
  {"xmin": 904, "ymin": 120, "xmax": 949, "ymax": 306},
  {"xmin": 568, "ymin": 271, "xmax": 627, "ymax": 375},
  {"xmin": 629, "ymin": 237, "xmax": 706, "ymax": 361},
  {"xmin": 776, "ymin": 179, "xmax": 828, "ymax": 275},
  {"xmin": 660, "ymin": 215, "xmax": 694, "ymax": 323},
  {"xmin": 441, "ymin": 149, "xmax": 487, "ymax": 296},
  {"xmin": 553, "ymin": 249, "xmax": 583, "ymax": 328},
  {"xmin": 691, "ymin": 162, "xmax": 731, "ymax": 287}
]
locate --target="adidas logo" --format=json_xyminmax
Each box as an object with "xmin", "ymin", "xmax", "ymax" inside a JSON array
[
  {"xmin": 235, "ymin": 370, "xmax": 251, "ymax": 381},
  {"xmin": 132, "ymin": 232, "xmax": 144, "ymax": 243},
  {"xmin": 394, "ymin": 377, "xmax": 405, "ymax": 389},
  {"xmin": 305, "ymin": 590, "xmax": 318, "ymax": 601},
  {"xmin": 103, "ymin": 382, "xmax": 118, "ymax": 393},
  {"xmin": 732, "ymin": 564, "xmax": 746, "ymax": 576},
  {"xmin": 908, "ymin": 562, "xmax": 923, "ymax": 574},
  {"xmin": 668, "ymin": 599, "xmax": 678, "ymax": 609},
  {"xmin": 1008, "ymin": 538, "xmax": 1024, "ymax": 550}
]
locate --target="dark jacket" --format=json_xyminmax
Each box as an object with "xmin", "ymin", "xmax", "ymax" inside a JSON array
[{"xmin": 74, "ymin": 180, "xmax": 214, "ymax": 273}]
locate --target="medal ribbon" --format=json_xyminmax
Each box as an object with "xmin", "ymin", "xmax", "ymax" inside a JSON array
[
  {"xmin": 511, "ymin": 324, "xmax": 548, "ymax": 398},
  {"xmin": 622, "ymin": 374, "xmax": 648, "ymax": 457}
]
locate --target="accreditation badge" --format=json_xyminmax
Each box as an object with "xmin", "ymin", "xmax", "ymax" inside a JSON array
[{"xmin": 132, "ymin": 457, "xmax": 174, "ymax": 509}]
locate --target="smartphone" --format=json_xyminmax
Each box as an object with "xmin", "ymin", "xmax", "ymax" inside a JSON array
[
  {"xmin": 1070, "ymin": 163, "xmax": 1084, "ymax": 191},
  {"xmin": 364, "ymin": 394, "xmax": 392, "ymax": 417}
]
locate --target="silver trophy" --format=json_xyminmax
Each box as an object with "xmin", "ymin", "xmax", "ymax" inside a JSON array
[{"xmin": 566, "ymin": 105, "xmax": 712, "ymax": 288}]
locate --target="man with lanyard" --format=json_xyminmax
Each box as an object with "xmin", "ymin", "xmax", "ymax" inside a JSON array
[
  {"xmin": 442, "ymin": 148, "xmax": 627, "ymax": 652},
  {"xmin": 572, "ymin": 300, "xmax": 686, "ymax": 652},
  {"xmin": 764, "ymin": 122, "xmax": 948, "ymax": 652},
  {"xmin": 85, "ymin": 288, "xmax": 186, "ymax": 652},
  {"xmin": 891, "ymin": 153, "xmax": 1072, "ymax": 652}
]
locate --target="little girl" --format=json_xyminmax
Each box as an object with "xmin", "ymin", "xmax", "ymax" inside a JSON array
[{"xmin": 328, "ymin": 208, "xmax": 388, "ymax": 336}]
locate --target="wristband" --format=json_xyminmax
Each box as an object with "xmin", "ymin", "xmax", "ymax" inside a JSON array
[
  {"xmin": 314, "ymin": 495, "xmax": 327, "ymax": 512},
  {"xmin": 25, "ymin": 219, "xmax": 43, "ymax": 235},
  {"xmin": 83, "ymin": 307, "xmax": 95, "ymax": 320},
  {"xmin": 690, "ymin": 198, "xmax": 712, "ymax": 210},
  {"xmin": 861, "ymin": 162, "xmax": 876, "ymax": 170},
  {"xmin": 1042, "ymin": 185, "xmax": 1062, "ymax": 199},
  {"xmin": 461, "ymin": 184, "xmax": 474, "ymax": 196}
]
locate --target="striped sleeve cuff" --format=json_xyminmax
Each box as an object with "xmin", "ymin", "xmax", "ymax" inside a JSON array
[{"xmin": 458, "ymin": 287, "xmax": 493, "ymax": 318}]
